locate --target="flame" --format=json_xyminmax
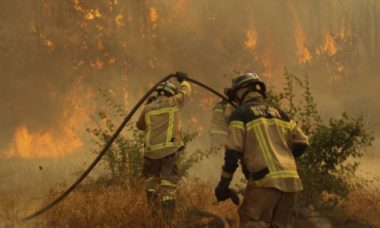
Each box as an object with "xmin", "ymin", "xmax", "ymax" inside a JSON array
[
  {"xmin": 84, "ymin": 9, "xmax": 102, "ymax": 21},
  {"xmin": 244, "ymin": 27, "xmax": 257, "ymax": 49},
  {"xmin": 149, "ymin": 7, "xmax": 158, "ymax": 23},
  {"xmin": 321, "ymin": 34, "xmax": 337, "ymax": 56},
  {"xmin": 5, "ymin": 125, "xmax": 82, "ymax": 158},
  {"xmin": 91, "ymin": 58, "xmax": 104, "ymax": 70},
  {"xmin": 115, "ymin": 13, "xmax": 124, "ymax": 28},
  {"xmin": 290, "ymin": 5, "xmax": 312, "ymax": 64},
  {"xmin": 4, "ymin": 96, "xmax": 89, "ymax": 159},
  {"xmin": 40, "ymin": 35, "xmax": 54, "ymax": 49},
  {"xmin": 73, "ymin": 0, "xmax": 83, "ymax": 12},
  {"xmin": 3, "ymin": 77, "xmax": 95, "ymax": 158}
]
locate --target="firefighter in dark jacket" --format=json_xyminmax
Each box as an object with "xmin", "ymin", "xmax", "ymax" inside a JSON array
[
  {"xmin": 214, "ymin": 72, "xmax": 309, "ymax": 228},
  {"xmin": 136, "ymin": 72, "xmax": 191, "ymax": 221}
]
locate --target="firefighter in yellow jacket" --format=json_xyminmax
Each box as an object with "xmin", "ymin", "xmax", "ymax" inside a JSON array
[
  {"xmin": 136, "ymin": 72, "xmax": 191, "ymax": 221},
  {"xmin": 214, "ymin": 72, "xmax": 309, "ymax": 228}
]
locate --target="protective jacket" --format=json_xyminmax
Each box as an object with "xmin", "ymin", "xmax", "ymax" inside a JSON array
[
  {"xmin": 223, "ymin": 92, "xmax": 309, "ymax": 192},
  {"xmin": 209, "ymin": 100, "xmax": 235, "ymax": 137},
  {"xmin": 137, "ymin": 81, "xmax": 191, "ymax": 159}
]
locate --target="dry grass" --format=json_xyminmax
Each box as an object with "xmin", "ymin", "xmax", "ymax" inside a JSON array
[
  {"xmin": 334, "ymin": 187, "xmax": 380, "ymax": 227},
  {"xmin": 7, "ymin": 179, "xmax": 239, "ymax": 227},
  {"xmin": 1, "ymin": 178, "xmax": 379, "ymax": 227}
]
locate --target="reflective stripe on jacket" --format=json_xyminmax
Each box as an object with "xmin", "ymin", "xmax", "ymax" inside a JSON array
[
  {"xmin": 225, "ymin": 92, "xmax": 308, "ymax": 192},
  {"xmin": 137, "ymin": 81, "xmax": 191, "ymax": 159},
  {"xmin": 209, "ymin": 100, "xmax": 235, "ymax": 136}
]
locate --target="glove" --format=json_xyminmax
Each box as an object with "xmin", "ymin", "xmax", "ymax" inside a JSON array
[
  {"xmin": 215, "ymin": 176, "xmax": 240, "ymax": 205},
  {"xmin": 146, "ymin": 96, "xmax": 156, "ymax": 104},
  {"xmin": 215, "ymin": 184, "xmax": 230, "ymax": 202},
  {"xmin": 223, "ymin": 88, "xmax": 231, "ymax": 98},
  {"xmin": 175, "ymin": 72, "xmax": 188, "ymax": 83},
  {"xmin": 229, "ymin": 189, "xmax": 240, "ymax": 205},
  {"xmin": 215, "ymin": 177, "xmax": 232, "ymax": 201}
]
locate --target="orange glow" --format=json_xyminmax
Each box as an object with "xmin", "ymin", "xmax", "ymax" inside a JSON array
[
  {"xmin": 40, "ymin": 35, "xmax": 55, "ymax": 49},
  {"xmin": 85, "ymin": 9, "xmax": 102, "ymax": 21},
  {"xmin": 190, "ymin": 116, "xmax": 198, "ymax": 124},
  {"xmin": 4, "ymin": 79, "xmax": 95, "ymax": 158},
  {"xmin": 115, "ymin": 13, "xmax": 124, "ymax": 28},
  {"xmin": 149, "ymin": 7, "xmax": 158, "ymax": 23},
  {"xmin": 321, "ymin": 34, "xmax": 337, "ymax": 56},
  {"xmin": 91, "ymin": 58, "xmax": 104, "ymax": 70},
  {"xmin": 5, "ymin": 125, "xmax": 82, "ymax": 158},
  {"xmin": 290, "ymin": 5, "xmax": 312, "ymax": 64},
  {"xmin": 73, "ymin": 0, "xmax": 83, "ymax": 12},
  {"xmin": 244, "ymin": 27, "xmax": 257, "ymax": 49}
]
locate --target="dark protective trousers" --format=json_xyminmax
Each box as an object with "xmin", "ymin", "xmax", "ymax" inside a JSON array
[
  {"xmin": 143, "ymin": 152, "xmax": 178, "ymax": 220},
  {"xmin": 238, "ymin": 185, "xmax": 297, "ymax": 228}
]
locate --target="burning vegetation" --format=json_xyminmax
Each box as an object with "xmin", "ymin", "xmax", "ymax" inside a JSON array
[{"xmin": 0, "ymin": 0, "xmax": 380, "ymax": 227}]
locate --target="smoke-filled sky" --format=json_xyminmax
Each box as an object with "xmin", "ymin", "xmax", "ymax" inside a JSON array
[{"xmin": 0, "ymin": 0, "xmax": 379, "ymax": 158}]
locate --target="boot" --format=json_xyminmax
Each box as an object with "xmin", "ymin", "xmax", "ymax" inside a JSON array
[
  {"xmin": 146, "ymin": 190, "xmax": 159, "ymax": 218},
  {"xmin": 161, "ymin": 196, "xmax": 176, "ymax": 225}
]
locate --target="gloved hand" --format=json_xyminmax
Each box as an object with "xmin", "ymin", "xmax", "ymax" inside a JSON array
[
  {"xmin": 215, "ymin": 184, "xmax": 230, "ymax": 202},
  {"xmin": 215, "ymin": 177, "xmax": 231, "ymax": 201},
  {"xmin": 175, "ymin": 72, "xmax": 188, "ymax": 83},
  {"xmin": 223, "ymin": 88, "xmax": 232, "ymax": 101},
  {"xmin": 215, "ymin": 185, "xmax": 240, "ymax": 206},
  {"xmin": 229, "ymin": 189, "xmax": 240, "ymax": 205},
  {"xmin": 215, "ymin": 177, "xmax": 240, "ymax": 205},
  {"xmin": 146, "ymin": 95, "xmax": 156, "ymax": 104}
]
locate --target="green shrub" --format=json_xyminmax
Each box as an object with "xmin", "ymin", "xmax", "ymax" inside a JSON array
[{"xmin": 272, "ymin": 68, "xmax": 374, "ymax": 212}]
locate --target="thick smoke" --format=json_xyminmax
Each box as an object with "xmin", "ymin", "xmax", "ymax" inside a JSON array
[{"xmin": 0, "ymin": 0, "xmax": 379, "ymax": 156}]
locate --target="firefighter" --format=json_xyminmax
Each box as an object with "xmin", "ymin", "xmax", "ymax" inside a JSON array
[
  {"xmin": 214, "ymin": 72, "xmax": 309, "ymax": 228},
  {"xmin": 136, "ymin": 72, "xmax": 191, "ymax": 222},
  {"xmin": 209, "ymin": 88, "xmax": 235, "ymax": 147}
]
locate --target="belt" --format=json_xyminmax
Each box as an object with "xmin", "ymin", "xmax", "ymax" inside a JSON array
[{"xmin": 248, "ymin": 167, "xmax": 269, "ymax": 181}]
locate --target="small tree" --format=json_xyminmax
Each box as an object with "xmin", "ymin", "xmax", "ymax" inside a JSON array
[{"xmin": 86, "ymin": 88, "xmax": 145, "ymax": 186}]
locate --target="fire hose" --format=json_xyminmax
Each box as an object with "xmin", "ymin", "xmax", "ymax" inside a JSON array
[{"xmin": 22, "ymin": 74, "xmax": 236, "ymax": 221}]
